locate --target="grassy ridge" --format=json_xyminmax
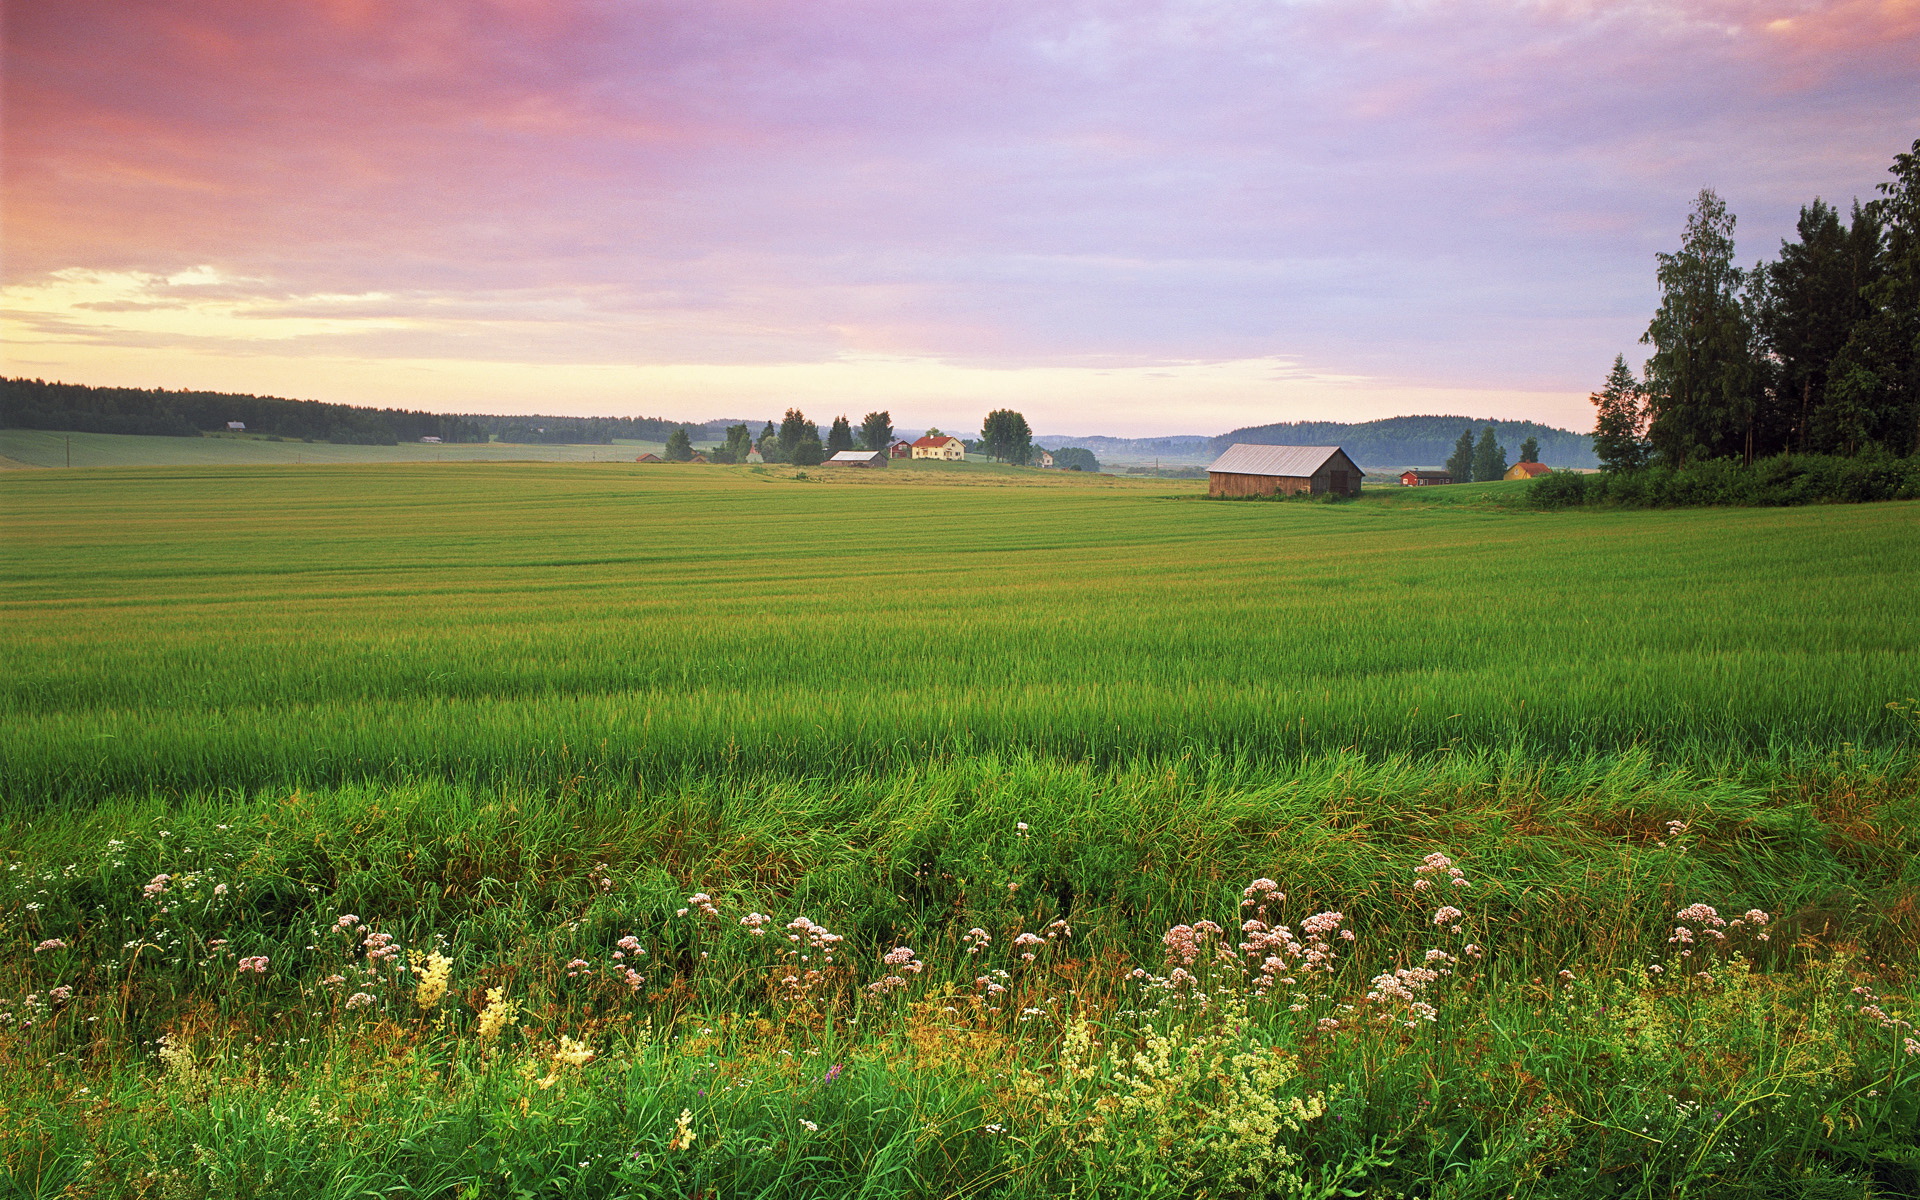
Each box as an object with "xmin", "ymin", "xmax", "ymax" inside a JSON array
[{"xmin": 4, "ymin": 463, "xmax": 1916, "ymax": 803}]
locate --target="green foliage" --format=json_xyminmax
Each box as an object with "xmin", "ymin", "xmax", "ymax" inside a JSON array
[
  {"xmin": 1529, "ymin": 451, "xmax": 1920, "ymax": 509},
  {"xmin": 980, "ymin": 409, "xmax": 1034, "ymax": 465},
  {"xmin": 1590, "ymin": 354, "xmax": 1651, "ymax": 472},
  {"xmin": 859, "ymin": 411, "xmax": 893, "ymax": 452},
  {"xmin": 1642, "ymin": 188, "xmax": 1756, "ymax": 465},
  {"xmin": 826, "ymin": 415, "xmax": 854, "ymax": 455},
  {"xmin": 1, "ymin": 377, "xmax": 488, "ymax": 444},
  {"xmin": 1470, "ymin": 426, "xmax": 1507, "ymax": 481},
  {"xmin": 1049, "ymin": 446, "xmax": 1099, "ymax": 472},
  {"xmin": 777, "ymin": 409, "xmax": 818, "ymax": 460},
  {"xmin": 791, "ymin": 435, "xmax": 825, "ymax": 467},
  {"xmin": 664, "ymin": 427, "xmax": 694, "ymax": 461},
  {"xmin": 1445, "ymin": 428, "xmax": 1474, "ymax": 482},
  {"xmin": 1518, "ymin": 435, "xmax": 1539, "ymax": 463}
]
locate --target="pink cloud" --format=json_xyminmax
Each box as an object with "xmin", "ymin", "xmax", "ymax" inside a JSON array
[{"xmin": 4, "ymin": 0, "xmax": 1915, "ymax": 423}]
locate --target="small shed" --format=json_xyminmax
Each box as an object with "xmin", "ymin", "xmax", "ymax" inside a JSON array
[
  {"xmin": 1400, "ymin": 469, "xmax": 1451, "ymax": 486},
  {"xmin": 888, "ymin": 439, "xmax": 914, "ymax": 459},
  {"xmin": 635, "ymin": 452, "xmax": 663, "ymax": 462},
  {"xmin": 421, "ymin": 436, "xmax": 442, "ymax": 444},
  {"xmin": 1504, "ymin": 461, "xmax": 1551, "ymax": 480},
  {"xmin": 827, "ymin": 449, "xmax": 887, "ymax": 468},
  {"xmin": 226, "ymin": 421, "xmax": 246, "ymax": 431},
  {"xmin": 1206, "ymin": 444, "xmax": 1362, "ymax": 498}
]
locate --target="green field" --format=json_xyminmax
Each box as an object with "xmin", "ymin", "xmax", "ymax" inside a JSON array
[
  {"xmin": 0, "ymin": 428, "xmax": 675, "ymax": 469},
  {"xmin": 4, "ymin": 462, "xmax": 1918, "ymax": 1198}
]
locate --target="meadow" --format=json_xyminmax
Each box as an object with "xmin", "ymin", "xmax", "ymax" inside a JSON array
[{"xmin": 3, "ymin": 461, "xmax": 1917, "ymax": 1198}]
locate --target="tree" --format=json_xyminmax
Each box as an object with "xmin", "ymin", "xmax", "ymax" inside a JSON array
[
  {"xmin": 756, "ymin": 421, "xmax": 783, "ymax": 462},
  {"xmin": 791, "ymin": 434, "xmax": 824, "ymax": 467},
  {"xmin": 1445, "ymin": 428, "xmax": 1474, "ymax": 482},
  {"xmin": 664, "ymin": 427, "xmax": 694, "ymax": 462},
  {"xmin": 1820, "ymin": 136, "xmax": 1920, "ymax": 457},
  {"xmin": 980, "ymin": 409, "xmax": 1034, "ymax": 465},
  {"xmin": 924, "ymin": 427, "xmax": 944, "ymax": 438},
  {"xmin": 777, "ymin": 409, "xmax": 817, "ymax": 459},
  {"xmin": 859, "ymin": 411, "xmax": 893, "ymax": 452},
  {"xmin": 1518, "ymin": 436, "xmax": 1540, "ymax": 463},
  {"xmin": 1051, "ymin": 446, "xmax": 1099, "ymax": 472},
  {"xmin": 826, "ymin": 415, "xmax": 854, "ymax": 454},
  {"xmin": 1641, "ymin": 188, "xmax": 1758, "ymax": 465},
  {"xmin": 1590, "ymin": 354, "xmax": 1650, "ymax": 472},
  {"xmin": 1752, "ymin": 199, "xmax": 1882, "ymax": 455},
  {"xmin": 1471, "ymin": 427, "xmax": 1508, "ymax": 482}
]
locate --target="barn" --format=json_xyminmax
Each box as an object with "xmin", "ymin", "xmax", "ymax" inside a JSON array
[
  {"xmin": 827, "ymin": 449, "xmax": 887, "ymax": 468},
  {"xmin": 1206, "ymin": 444, "xmax": 1363, "ymax": 498},
  {"xmin": 1400, "ymin": 469, "xmax": 1451, "ymax": 486},
  {"xmin": 635, "ymin": 452, "xmax": 663, "ymax": 462},
  {"xmin": 1504, "ymin": 461, "xmax": 1552, "ymax": 480}
]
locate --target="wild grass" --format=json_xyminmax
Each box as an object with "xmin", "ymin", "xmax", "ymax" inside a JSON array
[
  {"xmin": 3, "ymin": 464, "xmax": 1914, "ymax": 803},
  {"xmin": 2, "ymin": 462, "xmax": 1917, "ymax": 1196}
]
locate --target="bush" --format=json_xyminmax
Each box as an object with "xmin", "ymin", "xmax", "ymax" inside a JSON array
[{"xmin": 1528, "ymin": 453, "xmax": 1920, "ymax": 509}]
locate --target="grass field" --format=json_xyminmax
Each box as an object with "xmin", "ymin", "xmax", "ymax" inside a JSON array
[
  {"xmin": 0, "ymin": 429, "xmax": 678, "ymax": 470},
  {"xmin": 3, "ymin": 461, "xmax": 1917, "ymax": 1198}
]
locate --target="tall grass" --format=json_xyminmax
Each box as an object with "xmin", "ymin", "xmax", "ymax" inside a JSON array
[{"xmin": 4, "ymin": 464, "xmax": 1915, "ymax": 802}]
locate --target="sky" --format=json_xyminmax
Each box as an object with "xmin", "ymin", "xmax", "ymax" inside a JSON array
[{"xmin": 4, "ymin": 1, "xmax": 1917, "ymax": 437}]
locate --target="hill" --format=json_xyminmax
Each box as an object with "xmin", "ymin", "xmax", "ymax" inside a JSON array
[
  {"xmin": 1213, "ymin": 414, "xmax": 1595, "ymax": 467},
  {"xmin": 0, "ymin": 377, "xmax": 753, "ymax": 446}
]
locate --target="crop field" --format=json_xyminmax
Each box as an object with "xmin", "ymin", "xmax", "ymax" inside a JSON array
[{"xmin": 3, "ymin": 462, "xmax": 1918, "ymax": 1199}]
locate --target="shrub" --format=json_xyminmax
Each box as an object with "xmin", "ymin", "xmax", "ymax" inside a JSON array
[{"xmin": 1529, "ymin": 453, "xmax": 1920, "ymax": 509}]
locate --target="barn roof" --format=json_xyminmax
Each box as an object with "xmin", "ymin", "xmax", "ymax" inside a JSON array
[
  {"xmin": 828, "ymin": 449, "xmax": 883, "ymax": 462},
  {"xmin": 1206, "ymin": 444, "xmax": 1348, "ymax": 478}
]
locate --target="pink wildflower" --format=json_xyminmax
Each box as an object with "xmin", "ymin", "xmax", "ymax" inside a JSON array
[
  {"xmin": 1432, "ymin": 906, "xmax": 1463, "ymax": 927},
  {"xmin": 142, "ymin": 875, "xmax": 171, "ymax": 899},
  {"xmin": 51, "ymin": 985, "xmax": 74, "ymax": 1003},
  {"xmin": 34, "ymin": 938, "xmax": 67, "ymax": 953},
  {"xmin": 237, "ymin": 956, "xmax": 269, "ymax": 974},
  {"xmin": 346, "ymin": 992, "xmax": 374, "ymax": 1009}
]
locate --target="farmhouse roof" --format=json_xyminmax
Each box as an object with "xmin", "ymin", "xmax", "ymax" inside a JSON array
[
  {"xmin": 1508, "ymin": 461, "xmax": 1552, "ymax": 477},
  {"xmin": 913, "ymin": 435, "xmax": 961, "ymax": 448},
  {"xmin": 1206, "ymin": 444, "xmax": 1347, "ymax": 478}
]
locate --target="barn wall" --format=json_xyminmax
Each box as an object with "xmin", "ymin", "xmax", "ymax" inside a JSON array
[{"xmin": 1208, "ymin": 472, "xmax": 1311, "ymax": 497}]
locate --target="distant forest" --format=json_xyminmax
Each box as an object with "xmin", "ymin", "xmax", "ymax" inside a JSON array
[
  {"xmin": 1213, "ymin": 415, "xmax": 1596, "ymax": 468},
  {"xmin": 0, "ymin": 379, "xmax": 749, "ymax": 446}
]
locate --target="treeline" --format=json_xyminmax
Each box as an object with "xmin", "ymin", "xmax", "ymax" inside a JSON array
[
  {"xmin": 1589, "ymin": 137, "xmax": 1918, "ymax": 473},
  {"xmin": 1215, "ymin": 415, "xmax": 1593, "ymax": 467},
  {"xmin": 1, "ymin": 378, "xmax": 490, "ymax": 445},
  {"xmin": 0, "ymin": 378, "xmax": 762, "ymax": 447}
]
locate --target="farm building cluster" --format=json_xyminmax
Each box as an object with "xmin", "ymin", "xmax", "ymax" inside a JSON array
[{"xmin": 1205, "ymin": 444, "xmax": 1556, "ymax": 497}]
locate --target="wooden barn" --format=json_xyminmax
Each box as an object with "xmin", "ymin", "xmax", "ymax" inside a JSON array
[
  {"xmin": 1206, "ymin": 444, "xmax": 1363, "ymax": 498},
  {"xmin": 827, "ymin": 449, "xmax": 887, "ymax": 468}
]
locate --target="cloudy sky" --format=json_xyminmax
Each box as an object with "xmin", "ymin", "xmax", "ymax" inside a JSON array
[{"xmin": 5, "ymin": 1, "xmax": 1916, "ymax": 436}]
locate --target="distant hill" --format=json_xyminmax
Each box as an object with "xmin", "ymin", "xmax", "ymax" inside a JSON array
[
  {"xmin": 1212, "ymin": 415, "xmax": 1595, "ymax": 468},
  {"xmin": 1, "ymin": 378, "xmax": 755, "ymax": 446}
]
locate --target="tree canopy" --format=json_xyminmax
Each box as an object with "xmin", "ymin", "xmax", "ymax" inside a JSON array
[
  {"xmin": 980, "ymin": 409, "xmax": 1034, "ymax": 465},
  {"xmin": 859, "ymin": 411, "xmax": 893, "ymax": 452}
]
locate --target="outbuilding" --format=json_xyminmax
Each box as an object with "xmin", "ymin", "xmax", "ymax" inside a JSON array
[
  {"xmin": 1206, "ymin": 444, "xmax": 1362, "ymax": 498},
  {"xmin": 1400, "ymin": 469, "xmax": 1451, "ymax": 486},
  {"xmin": 1504, "ymin": 461, "xmax": 1552, "ymax": 480},
  {"xmin": 635, "ymin": 452, "xmax": 663, "ymax": 462},
  {"xmin": 888, "ymin": 439, "xmax": 914, "ymax": 459},
  {"xmin": 827, "ymin": 449, "xmax": 888, "ymax": 468}
]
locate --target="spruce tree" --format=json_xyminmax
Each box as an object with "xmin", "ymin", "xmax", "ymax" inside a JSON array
[
  {"xmin": 859, "ymin": 411, "xmax": 893, "ymax": 452},
  {"xmin": 1471, "ymin": 427, "xmax": 1507, "ymax": 481},
  {"xmin": 777, "ymin": 409, "xmax": 815, "ymax": 459},
  {"xmin": 1445, "ymin": 428, "xmax": 1474, "ymax": 482},
  {"xmin": 664, "ymin": 427, "xmax": 693, "ymax": 461},
  {"xmin": 1518, "ymin": 436, "xmax": 1540, "ymax": 463},
  {"xmin": 1590, "ymin": 355, "xmax": 1649, "ymax": 472},
  {"xmin": 826, "ymin": 415, "xmax": 854, "ymax": 454}
]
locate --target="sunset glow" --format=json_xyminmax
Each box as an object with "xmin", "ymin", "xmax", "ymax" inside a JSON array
[{"xmin": 6, "ymin": 0, "xmax": 1916, "ymax": 433}]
